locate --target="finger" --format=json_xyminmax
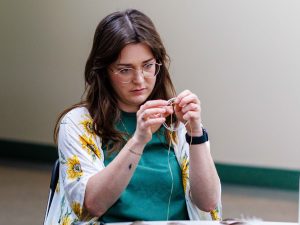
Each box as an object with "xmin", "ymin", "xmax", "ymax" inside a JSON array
[
  {"xmin": 181, "ymin": 102, "xmax": 201, "ymax": 114},
  {"xmin": 143, "ymin": 117, "xmax": 166, "ymax": 127},
  {"xmin": 137, "ymin": 101, "xmax": 167, "ymax": 118},
  {"xmin": 163, "ymin": 105, "xmax": 174, "ymax": 115},
  {"xmin": 178, "ymin": 94, "xmax": 200, "ymax": 108},
  {"xmin": 182, "ymin": 111, "xmax": 201, "ymax": 121},
  {"xmin": 174, "ymin": 90, "xmax": 192, "ymax": 105},
  {"xmin": 140, "ymin": 100, "xmax": 168, "ymax": 110},
  {"xmin": 141, "ymin": 107, "xmax": 167, "ymax": 121}
]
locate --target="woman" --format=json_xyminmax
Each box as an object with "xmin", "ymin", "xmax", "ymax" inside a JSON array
[{"xmin": 45, "ymin": 9, "xmax": 221, "ymax": 225}]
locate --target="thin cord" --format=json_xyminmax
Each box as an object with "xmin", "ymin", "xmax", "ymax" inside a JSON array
[
  {"xmin": 188, "ymin": 122, "xmax": 192, "ymax": 146},
  {"xmin": 166, "ymin": 110, "xmax": 175, "ymax": 220},
  {"xmin": 165, "ymin": 98, "xmax": 191, "ymax": 220},
  {"xmin": 166, "ymin": 137, "xmax": 174, "ymax": 220}
]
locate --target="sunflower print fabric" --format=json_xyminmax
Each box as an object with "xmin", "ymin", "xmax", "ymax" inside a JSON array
[
  {"xmin": 80, "ymin": 117, "xmax": 96, "ymax": 138},
  {"xmin": 66, "ymin": 155, "xmax": 83, "ymax": 180},
  {"xmin": 44, "ymin": 107, "xmax": 221, "ymax": 225},
  {"xmin": 45, "ymin": 107, "xmax": 104, "ymax": 225},
  {"xmin": 181, "ymin": 157, "xmax": 189, "ymax": 193},
  {"xmin": 79, "ymin": 134, "xmax": 101, "ymax": 160}
]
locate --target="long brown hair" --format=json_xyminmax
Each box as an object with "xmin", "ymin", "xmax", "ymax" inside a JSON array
[{"xmin": 54, "ymin": 9, "xmax": 177, "ymax": 151}]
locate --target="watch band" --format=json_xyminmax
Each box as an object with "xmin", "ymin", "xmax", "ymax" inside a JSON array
[{"xmin": 185, "ymin": 128, "xmax": 209, "ymax": 145}]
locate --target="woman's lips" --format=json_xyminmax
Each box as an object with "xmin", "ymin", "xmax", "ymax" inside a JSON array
[{"xmin": 131, "ymin": 88, "xmax": 146, "ymax": 95}]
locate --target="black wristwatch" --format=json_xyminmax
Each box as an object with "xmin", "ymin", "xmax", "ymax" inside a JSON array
[{"xmin": 185, "ymin": 128, "xmax": 209, "ymax": 145}]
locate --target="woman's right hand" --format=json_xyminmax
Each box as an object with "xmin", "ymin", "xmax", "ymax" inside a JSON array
[{"xmin": 133, "ymin": 100, "xmax": 172, "ymax": 144}]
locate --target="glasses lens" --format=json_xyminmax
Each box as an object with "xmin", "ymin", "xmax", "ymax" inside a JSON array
[
  {"xmin": 143, "ymin": 63, "xmax": 161, "ymax": 77},
  {"xmin": 117, "ymin": 68, "xmax": 133, "ymax": 83},
  {"xmin": 115, "ymin": 63, "xmax": 161, "ymax": 83}
]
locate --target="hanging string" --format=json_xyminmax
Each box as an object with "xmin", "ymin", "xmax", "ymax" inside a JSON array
[
  {"xmin": 166, "ymin": 131, "xmax": 174, "ymax": 220},
  {"xmin": 165, "ymin": 97, "xmax": 187, "ymax": 220},
  {"xmin": 164, "ymin": 97, "xmax": 220, "ymax": 221}
]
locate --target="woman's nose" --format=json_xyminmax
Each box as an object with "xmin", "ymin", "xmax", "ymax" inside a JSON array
[{"xmin": 132, "ymin": 69, "xmax": 144, "ymax": 83}]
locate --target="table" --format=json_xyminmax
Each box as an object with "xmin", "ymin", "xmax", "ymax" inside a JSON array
[{"xmin": 107, "ymin": 221, "xmax": 298, "ymax": 225}]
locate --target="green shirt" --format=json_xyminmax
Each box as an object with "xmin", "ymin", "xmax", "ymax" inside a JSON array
[{"xmin": 101, "ymin": 111, "xmax": 188, "ymax": 222}]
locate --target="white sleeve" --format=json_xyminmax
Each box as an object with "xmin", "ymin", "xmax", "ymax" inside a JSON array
[{"xmin": 57, "ymin": 109, "xmax": 104, "ymax": 219}]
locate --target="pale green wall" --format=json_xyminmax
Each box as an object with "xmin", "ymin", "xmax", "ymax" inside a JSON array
[{"xmin": 1, "ymin": 0, "xmax": 300, "ymax": 170}]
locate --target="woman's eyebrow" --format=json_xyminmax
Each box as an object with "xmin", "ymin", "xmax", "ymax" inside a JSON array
[
  {"xmin": 116, "ymin": 58, "xmax": 155, "ymax": 66},
  {"xmin": 142, "ymin": 58, "xmax": 155, "ymax": 63}
]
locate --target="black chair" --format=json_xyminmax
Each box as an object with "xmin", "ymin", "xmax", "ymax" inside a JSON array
[{"xmin": 43, "ymin": 159, "xmax": 60, "ymax": 224}]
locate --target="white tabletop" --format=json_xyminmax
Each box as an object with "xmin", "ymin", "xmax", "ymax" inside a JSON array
[{"xmin": 107, "ymin": 221, "xmax": 298, "ymax": 225}]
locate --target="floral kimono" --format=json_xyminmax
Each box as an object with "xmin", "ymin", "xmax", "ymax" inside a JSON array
[{"xmin": 44, "ymin": 107, "xmax": 221, "ymax": 225}]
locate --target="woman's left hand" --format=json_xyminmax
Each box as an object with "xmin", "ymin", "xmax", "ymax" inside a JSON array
[{"xmin": 174, "ymin": 90, "xmax": 203, "ymax": 136}]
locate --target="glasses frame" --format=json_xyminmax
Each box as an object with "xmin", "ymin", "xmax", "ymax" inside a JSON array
[{"xmin": 111, "ymin": 62, "xmax": 162, "ymax": 84}]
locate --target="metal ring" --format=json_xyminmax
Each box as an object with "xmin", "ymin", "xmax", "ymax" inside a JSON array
[
  {"xmin": 162, "ymin": 97, "xmax": 189, "ymax": 132},
  {"xmin": 167, "ymin": 97, "xmax": 176, "ymax": 106}
]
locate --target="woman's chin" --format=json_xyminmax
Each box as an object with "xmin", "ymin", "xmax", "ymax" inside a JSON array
[{"xmin": 131, "ymin": 94, "xmax": 149, "ymax": 104}]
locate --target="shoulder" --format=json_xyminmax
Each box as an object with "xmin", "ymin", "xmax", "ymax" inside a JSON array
[
  {"xmin": 59, "ymin": 106, "xmax": 96, "ymax": 137},
  {"xmin": 61, "ymin": 106, "xmax": 92, "ymax": 125},
  {"xmin": 58, "ymin": 106, "xmax": 101, "ymax": 152}
]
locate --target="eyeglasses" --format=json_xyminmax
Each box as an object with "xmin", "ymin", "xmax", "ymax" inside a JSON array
[{"xmin": 112, "ymin": 62, "xmax": 162, "ymax": 84}]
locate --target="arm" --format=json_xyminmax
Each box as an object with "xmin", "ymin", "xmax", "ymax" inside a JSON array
[
  {"xmin": 84, "ymin": 100, "xmax": 170, "ymax": 217},
  {"xmin": 174, "ymin": 90, "xmax": 221, "ymax": 212},
  {"xmin": 58, "ymin": 110, "xmax": 146, "ymax": 219},
  {"xmin": 84, "ymin": 137, "xmax": 145, "ymax": 217},
  {"xmin": 188, "ymin": 136, "xmax": 221, "ymax": 212}
]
